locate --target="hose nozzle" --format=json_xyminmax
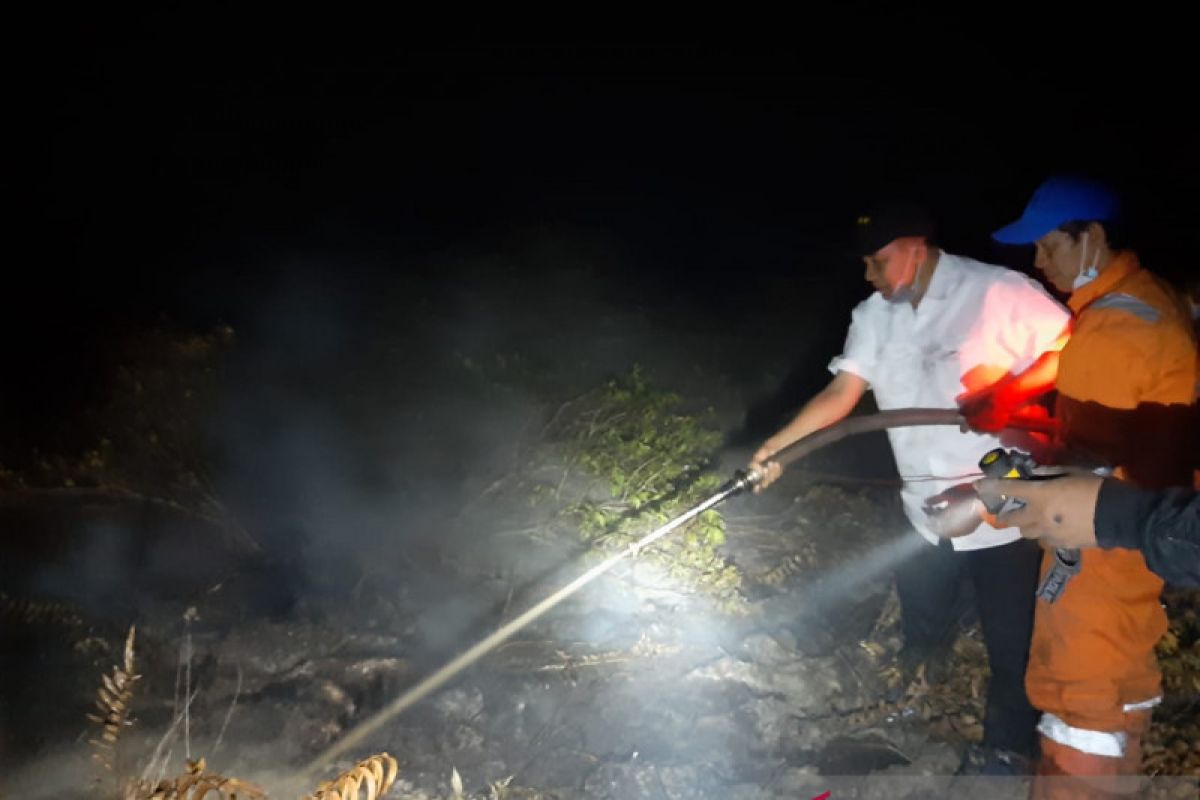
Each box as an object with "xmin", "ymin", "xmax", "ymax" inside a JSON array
[{"xmin": 721, "ymin": 467, "xmax": 763, "ymax": 497}]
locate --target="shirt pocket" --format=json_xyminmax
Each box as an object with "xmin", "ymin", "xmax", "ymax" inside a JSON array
[
  {"xmin": 921, "ymin": 345, "xmax": 965, "ymax": 399},
  {"xmin": 873, "ymin": 342, "xmax": 923, "ymax": 406}
]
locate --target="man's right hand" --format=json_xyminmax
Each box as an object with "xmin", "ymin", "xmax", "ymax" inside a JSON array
[{"xmin": 749, "ymin": 440, "xmax": 785, "ymax": 492}]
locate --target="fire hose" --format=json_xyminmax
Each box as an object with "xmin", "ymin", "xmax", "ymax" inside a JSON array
[{"xmin": 304, "ymin": 407, "xmax": 1056, "ymax": 777}]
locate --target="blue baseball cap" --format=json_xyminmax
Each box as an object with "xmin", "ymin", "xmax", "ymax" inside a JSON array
[{"xmin": 993, "ymin": 176, "xmax": 1120, "ymax": 245}]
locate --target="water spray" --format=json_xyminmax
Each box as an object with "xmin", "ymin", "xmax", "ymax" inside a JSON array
[{"xmin": 304, "ymin": 407, "xmax": 1054, "ymax": 776}]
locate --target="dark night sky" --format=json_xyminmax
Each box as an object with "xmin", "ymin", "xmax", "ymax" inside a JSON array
[{"xmin": 8, "ymin": 23, "xmax": 1198, "ymax": 449}]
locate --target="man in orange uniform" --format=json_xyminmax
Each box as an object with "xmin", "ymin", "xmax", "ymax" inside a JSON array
[{"xmin": 986, "ymin": 177, "xmax": 1197, "ymax": 796}]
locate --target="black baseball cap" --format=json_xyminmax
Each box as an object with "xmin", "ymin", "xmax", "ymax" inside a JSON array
[{"xmin": 854, "ymin": 203, "xmax": 936, "ymax": 256}]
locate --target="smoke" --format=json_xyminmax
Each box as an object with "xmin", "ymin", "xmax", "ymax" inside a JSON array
[
  {"xmin": 183, "ymin": 228, "xmax": 773, "ymax": 656},
  {"xmin": 796, "ymin": 529, "xmax": 928, "ymax": 614},
  {"xmin": 31, "ymin": 522, "xmax": 136, "ymax": 612},
  {"xmin": 4, "ymin": 225, "xmax": 873, "ymax": 796}
]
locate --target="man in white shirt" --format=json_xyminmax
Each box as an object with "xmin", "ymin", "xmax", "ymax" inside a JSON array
[{"xmin": 750, "ymin": 204, "xmax": 1071, "ymax": 774}]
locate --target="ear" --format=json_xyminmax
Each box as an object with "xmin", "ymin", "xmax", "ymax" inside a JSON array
[{"xmin": 1086, "ymin": 221, "xmax": 1109, "ymax": 249}]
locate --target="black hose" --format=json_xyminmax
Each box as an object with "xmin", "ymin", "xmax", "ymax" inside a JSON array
[{"xmin": 768, "ymin": 407, "xmax": 1056, "ymax": 470}]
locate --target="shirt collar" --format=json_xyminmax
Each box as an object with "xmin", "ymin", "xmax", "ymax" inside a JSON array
[{"xmin": 921, "ymin": 250, "xmax": 955, "ymax": 301}]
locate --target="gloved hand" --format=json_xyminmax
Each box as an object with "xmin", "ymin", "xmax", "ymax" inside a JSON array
[
  {"xmin": 957, "ymin": 387, "xmax": 1012, "ymax": 433},
  {"xmin": 974, "ymin": 475, "xmax": 1103, "ymax": 548}
]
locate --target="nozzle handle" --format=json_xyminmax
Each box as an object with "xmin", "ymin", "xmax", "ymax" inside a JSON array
[
  {"xmin": 977, "ymin": 448, "xmax": 1049, "ymax": 515},
  {"xmin": 721, "ymin": 467, "xmax": 763, "ymax": 497}
]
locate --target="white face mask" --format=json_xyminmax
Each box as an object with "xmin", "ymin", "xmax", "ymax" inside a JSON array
[
  {"xmin": 885, "ymin": 247, "xmax": 922, "ymax": 304},
  {"xmin": 1071, "ymin": 231, "xmax": 1101, "ymax": 291}
]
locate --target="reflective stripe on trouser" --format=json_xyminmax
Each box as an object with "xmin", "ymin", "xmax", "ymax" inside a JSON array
[{"xmin": 1031, "ymin": 707, "xmax": 1154, "ymax": 799}]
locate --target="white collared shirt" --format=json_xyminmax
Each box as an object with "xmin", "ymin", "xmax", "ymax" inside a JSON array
[{"xmin": 829, "ymin": 252, "xmax": 1071, "ymax": 550}]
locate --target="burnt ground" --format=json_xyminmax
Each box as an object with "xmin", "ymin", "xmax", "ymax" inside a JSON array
[{"xmin": 1, "ymin": 255, "xmax": 1197, "ymax": 800}]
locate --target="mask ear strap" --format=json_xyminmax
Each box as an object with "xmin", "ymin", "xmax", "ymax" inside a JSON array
[{"xmin": 908, "ymin": 243, "xmax": 922, "ymax": 287}]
